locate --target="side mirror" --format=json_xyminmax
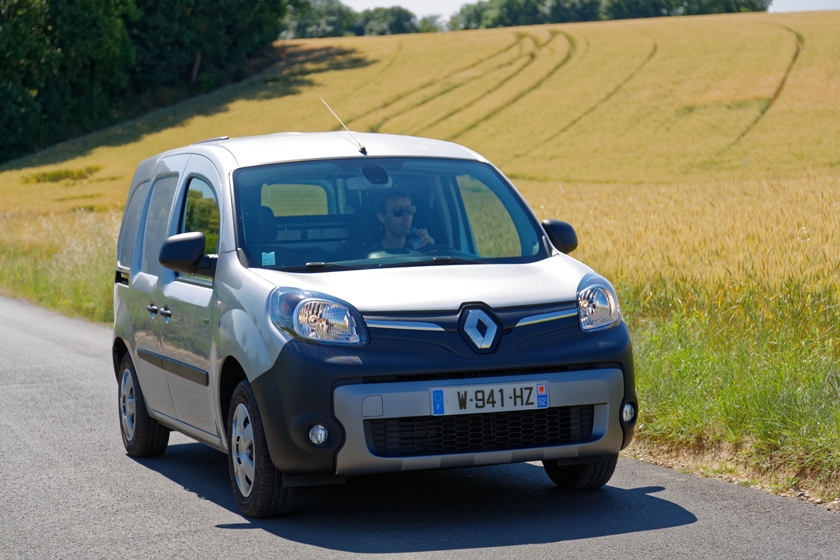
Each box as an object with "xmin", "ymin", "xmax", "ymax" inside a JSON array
[
  {"xmin": 541, "ymin": 220, "xmax": 578, "ymax": 254},
  {"xmin": 159, "ymin": 232, "xmax": 216, "ymax": 278}
]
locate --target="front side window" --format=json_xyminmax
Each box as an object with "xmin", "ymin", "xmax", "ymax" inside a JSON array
[
  {"xmin": 181, "ymin": 177, "xmax": 220, "ymax": 255},
  {"xmin": 457, "ymin": 175, "xmax": 523, "ymax": 258},
  {"xmin": 232, "ymin": 158, "xmax": 545, "ymax": 271}
]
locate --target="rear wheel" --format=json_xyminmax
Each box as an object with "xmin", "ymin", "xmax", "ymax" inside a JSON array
[
  {"xmin": 118, "ymin": 355, "xmax": 169, "ymax": 457},
  {"xmin": 227, "ymin": 379, "xmax": 294, "ymax": 517},
  {"xmin": 543, "ymin": 454, "xmax": 618, "ymax": 490}
]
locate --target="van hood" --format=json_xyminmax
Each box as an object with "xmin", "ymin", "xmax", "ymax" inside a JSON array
[{"xmin": 250, "ymin": 255, "xmax": 593, "ymax": 313}]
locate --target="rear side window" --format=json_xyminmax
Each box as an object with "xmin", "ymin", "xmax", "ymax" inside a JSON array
[
  {"xmin": 117, "ymin": 180, "xmax": 150, "ymax": 269},
  {"xmin": 261, "ymin": 183, "xmax": 329, "ymax": 216},
  {"xmin": 142, "ymin": 175, "xmax": 179, "ymax": 277}
]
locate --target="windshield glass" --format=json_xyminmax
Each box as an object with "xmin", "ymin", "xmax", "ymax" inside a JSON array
[{"xmin": 232, "ymin": 157, "xmax": 546, "ymax": 270}]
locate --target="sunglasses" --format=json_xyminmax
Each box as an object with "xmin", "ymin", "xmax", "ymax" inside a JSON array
[{"xmin": 387, "ymin": 205, "xmax": 416, "ymax": 217}]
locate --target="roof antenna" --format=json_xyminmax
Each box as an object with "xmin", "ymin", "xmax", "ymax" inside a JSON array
[{"xmin": 321, "ymin": 98, "xmax": 367, "ymax": 155}]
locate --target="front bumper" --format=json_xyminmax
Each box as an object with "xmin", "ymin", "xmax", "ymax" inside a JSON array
[
  {"xmin": 250, "ymin": 310, "xmax": 636, "ymax": 476},
  {"xmin": 333, "ymin": 368, "xmax": 623, "ymax": 475}
]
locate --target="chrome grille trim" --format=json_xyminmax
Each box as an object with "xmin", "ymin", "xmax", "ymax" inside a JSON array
[
  {"xmin": 365, "ymin": 320, "xmax": 445, "ymax": 332},
  {"xmin": 515, "ymin": 309, "xmax": 577, "ymax": 328}
]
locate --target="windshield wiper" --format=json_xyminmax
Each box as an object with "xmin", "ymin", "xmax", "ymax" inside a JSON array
[
  {"xmin": 378, "ymin": 256, "xmax": 490, "ymax": 268},
  {"xmin": 277, "ymin": 262, "xmax": 359, "ymax": 272}
]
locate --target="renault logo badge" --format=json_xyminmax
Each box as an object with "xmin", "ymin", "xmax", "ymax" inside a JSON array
[{"xmin": 460, "ymin": 308, "xmax": 499, "ymax": 353}]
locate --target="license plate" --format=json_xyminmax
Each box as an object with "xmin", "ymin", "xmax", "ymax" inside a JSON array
[{"xmin": 430, "ymin": 382, "xmax": 549, "ymax": 416}]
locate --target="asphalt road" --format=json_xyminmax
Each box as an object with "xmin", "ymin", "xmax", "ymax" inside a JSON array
[{"xmin": 1, "ymin": 295, "xmax": 837, "ymax": 559}]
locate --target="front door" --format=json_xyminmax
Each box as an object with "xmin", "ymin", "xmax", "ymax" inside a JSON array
[{"xmin": 158, "ymin": 156, "xmax": 221, "ymax": 435}]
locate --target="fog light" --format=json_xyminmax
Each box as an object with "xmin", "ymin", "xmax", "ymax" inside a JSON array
[
  {"xmin": 622, "ymin": 403, "xmax": 637, "ymax": 424},
  {"xmin": 308, "ymin": 424, "xmax": 329, "ymax": 445}
]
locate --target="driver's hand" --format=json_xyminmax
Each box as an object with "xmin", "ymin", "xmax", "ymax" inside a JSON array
[{"xmin": 416, "ymin": 228, "xmax": 434, "ymax": 247}]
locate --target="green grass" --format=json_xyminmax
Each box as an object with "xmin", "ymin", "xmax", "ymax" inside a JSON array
[
  {"xmin": 627, "ymin": 278, "xmax": 840, "ymax": 484},
  {"xmin": 21, "ymin": 166, "xmax": 102, "ymax": 184},
  {"xmin": 0, "ymin": 212, "xmax": 119, "ymax": 322}
]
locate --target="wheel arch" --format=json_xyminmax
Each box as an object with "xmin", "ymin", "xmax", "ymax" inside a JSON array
[
  {"xmin": 218, "ymin": 356, "xmax": 247, "ymax": 440},
  {"xmin": 112, "ymin": 337, "xmax": 130, "ymax": 381}
]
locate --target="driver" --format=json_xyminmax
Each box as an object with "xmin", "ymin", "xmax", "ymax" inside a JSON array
[{"xmin": 372, "ymin": 188, "xmax": 434, "ymax": 251}]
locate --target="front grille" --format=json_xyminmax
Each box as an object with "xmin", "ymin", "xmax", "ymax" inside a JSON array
[
  {"xmin": 361, "ymin": 364, "xmax": 600, "ymax": 384},
  {"xmin": 366, "ymin": 405, "xmax": 594, "ymax": 458}
]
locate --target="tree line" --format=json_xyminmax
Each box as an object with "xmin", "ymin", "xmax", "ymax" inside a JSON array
[
  {"xmin": 1, "ymin": 0, "xmax": 770, "ymax": 164},
  {"xmin": 1, "ymin": 0, "xmax": 287, "ymax": 163},
  {"xmin": 281, "ymin": 0, "xmax": 443, "ymax": 38},
  {"xmin": 284, "ymin": 0, "xmax": 771, "ymax": 37}
]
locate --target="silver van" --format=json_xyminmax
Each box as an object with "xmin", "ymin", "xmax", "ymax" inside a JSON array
[{"xmin": 112, "ymin": 132, "xmax": 637, "ymax": 517}]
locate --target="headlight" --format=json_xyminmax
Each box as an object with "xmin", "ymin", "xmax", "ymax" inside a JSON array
[
  {"xmin": 269, "ymin": 288, "xmax": 368, "ymax": 345},
  {"xmin": 577, "ymin": 274, "xmax": 621, "ymax": 332}
]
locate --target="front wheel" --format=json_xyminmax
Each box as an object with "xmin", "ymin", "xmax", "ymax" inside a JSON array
[
  {"xmin": 227, "ymin": 379, "xmax": 294, "ymax": 517},
  {"xmin": 118, "ymin": 354, "xmax": 169, "ymax": 457},
  {"xmin": 543, "ymin": 454, "xmax": 618, "ymax": 490}
]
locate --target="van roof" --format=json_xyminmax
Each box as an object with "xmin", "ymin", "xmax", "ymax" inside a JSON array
[{"xmin": 185, "ymin": 131, "xmax": 486, "ymax": 168}]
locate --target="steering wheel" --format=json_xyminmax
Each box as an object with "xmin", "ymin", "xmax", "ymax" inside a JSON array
[
  {"xmin": 366, "ymin": 248, "xmax": 424, "ymax": 259},
  {"xmin": 416, "ymin": 243, "xmax": 454, "ymax": 255}
]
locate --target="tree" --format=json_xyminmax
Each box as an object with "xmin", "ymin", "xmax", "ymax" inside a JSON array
[
  {"xmin": 675, "ymin": 0, "xmax": 771, "ymax": 14},
  {"xmin": 1, "ymin": 0, "xmax": 137, "ymax": 161},
  {"xmin": 448, "ymin": 0, "xmax": 496, "ymax": 30},
  {"xmin": 604, "ymin": 0, "xmax": 771, "ymax": 18},
  {"xmin": 0, "ymin": 0, "xmax": 57, "ymax": 160},
  {"xmin": 450, "ymin": 0, "xmax": 602, "ymax": 29},
  {"xmin": 1, "ymin": 0, "xmax": 289, "ymax": 164},
  {"xmin": 354, "ymin": 6, "xmax": 418, "ymax": 36},
  {"xmin": 545, "ymin": 0, "xmax": 602, "ymax": 22},
  {"xmin": 280, "ymin": 0, "xmax": 356, "ymax": 39},
  {"xmin": 418, "ymin": 14, "xmax": 444, "ymax": 33},
  {"xmin": 604, "ymin": 0, "xmax": 674, "ymax": 19},
  {"xmin": 490, "ymin": 0, "xmax": 548, "ymax": 27},
  {"xmin": 128, "ymin": 0, "xmax": 287, "ymax": 88}
]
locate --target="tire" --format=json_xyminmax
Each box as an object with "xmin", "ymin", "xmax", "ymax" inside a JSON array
[
  {"xmin": 118, "ymin": 354, "xmax": 170, "ymax": 457},
  {"xmin": 227, "ymin": 379, "xmax": 294, "ymax": 517},
  {"xmin": 543, "ymin": 454, "xmax": 618, "ymax": 490}
]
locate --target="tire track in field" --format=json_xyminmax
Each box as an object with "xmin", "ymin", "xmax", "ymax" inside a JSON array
[
  {"xmin": 721, "ymin": 25, "xmax": 803, "ymax": 151},
  {"xmin": 446, "ymin": 29, "xmax": 577, "ymax": 140},
  {"xmin": 317, "ymin": 43, "xmax": 406, "ymax": 131},
  {"xmin": 343, "ymin": 40, "xmax": 521, "ymax": 128},
  {"xmin": 367, "ymin": 34, "xmax": 530, "ymax": 133},
  {"xmin": 410, "ymin": 33, "xmax": 557, "ymax": 140},
  {"xmin": 502, "ymin": 29, "xmax": 657, "ymax": 166}
]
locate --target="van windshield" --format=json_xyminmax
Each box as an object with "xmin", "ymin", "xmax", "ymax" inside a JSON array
[{"xmin": 231, "ymin": 157, "xmax": 547, "ymax": 271}]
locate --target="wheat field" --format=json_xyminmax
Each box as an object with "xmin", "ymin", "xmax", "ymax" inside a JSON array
[{"xmin": 1, "ymin": 10, "xmax": 839, "ymax": 493}]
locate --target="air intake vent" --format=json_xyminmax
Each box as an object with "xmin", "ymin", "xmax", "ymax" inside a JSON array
[{"xmin": 366, "ymin": 405, "xmax": 594, "ymax": 458}]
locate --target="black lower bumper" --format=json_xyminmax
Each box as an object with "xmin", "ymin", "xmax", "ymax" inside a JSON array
[{"xmin": 250, "ymin": 320, "xmax": 636, "ymax": 476}]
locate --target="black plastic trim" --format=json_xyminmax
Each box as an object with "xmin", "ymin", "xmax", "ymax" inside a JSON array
[
  {"xmin": 162, "ymin": 356, "xmax": 209, "ymax": 387},
  {"xmin": 249, "ymin": 318, "xmax": 635, "ymax": 476},
  {"xmin": 136, "ymin": 348, "xmax": 209, "ymax": 386},
  {"xmin": 137, "ymin": 348, "xmax": 163, "ymax": 368}
]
